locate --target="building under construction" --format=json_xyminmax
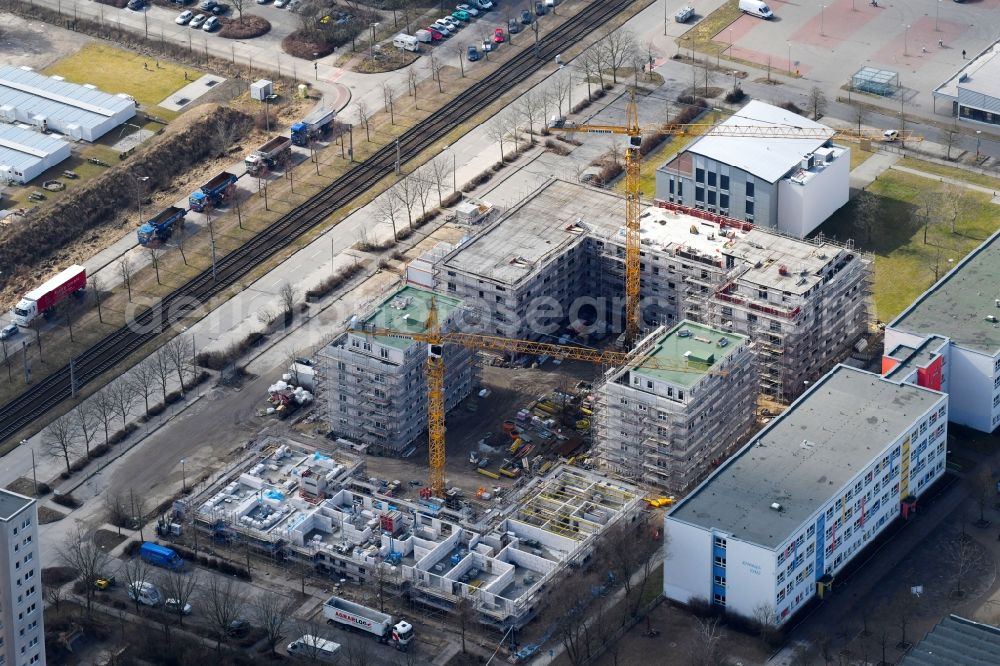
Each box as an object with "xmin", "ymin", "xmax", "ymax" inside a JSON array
[
  {"xmin": 316, "ymin": 285, "xmax": 478, "ymax": 455},
  {"xmin": 597, "ymin": 321, "xmax": 758, "ymax": 493},
  {"xmin": 434, "ymin": 179, "xmax": 873, "ymax": 403}
]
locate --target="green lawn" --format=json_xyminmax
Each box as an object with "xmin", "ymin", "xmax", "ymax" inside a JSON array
[
  {"xmin": 897, "ymin": 156, "xmax": 1000, "ymax": 191},
  {"xmin": 850, "ymin": 146, "xmax": 874, "ymax": 171},
  {"xmin": 816, "ymin": 170, "xmax": 1000, "ymax": 321},
  {"xmin": 679, "ymin": 0, "xmax": 740, "ymax": 54},
  {"xmin": 44, "ymin": 44, "xmax": 199, "ymax": 117}
]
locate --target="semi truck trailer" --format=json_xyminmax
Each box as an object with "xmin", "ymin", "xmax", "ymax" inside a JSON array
[
  {"xmin": 10, "ymin": 265, "xmax": 86, "ymax": 326},
  {"xmin": 290, "ymin": 107, "xmax": 336, "ymax": 146},
  {"xmin": 189, "ymin": 171, "xmax": 238, "ymax": 212},
  {"xmin": 322, "ymin": 595, "xmax": 413, "ymax": 651},
  {"xmin": 245, "ymin": 135, "xmax": 292, "ymax": 176}
]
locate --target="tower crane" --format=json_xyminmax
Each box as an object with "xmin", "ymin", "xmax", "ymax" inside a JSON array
[
  {"xmin": 547, "ymin": 91, "xmax": 922, "ymax": 346},
  {"xmin": 355, "ymin": 299, "xmax": 728, "ymax": 495}
]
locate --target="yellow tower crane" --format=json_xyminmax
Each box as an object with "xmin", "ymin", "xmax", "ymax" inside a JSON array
[
  {"xmin": 356, "ymin": 299, "xmax": 728, "ymax": 495},
  {"xmin": 548, "ymin": 91, "xmax": 921, "ymax": 346}
]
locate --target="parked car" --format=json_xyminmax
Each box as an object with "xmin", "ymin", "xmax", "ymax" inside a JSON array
[
  {"xmin": 0, "ymin": 324, "xmax": 17, "ymax": 341},
  {"xmin": 481, "ymin": 39, "xmax": 493, "ymax": 52},
  {"xmin": 431, "ymin": 20, "xmax": 453, "ymax": 36},
  {"xmin": 475, "ymin": 0, "xmax": 494, "ymax": 9},
  {"xmin": 165, "ymin": 598, "xmax": 193, "ymax": 615},
  {"xmin": 211, "ymin": 3, "xmax": 229, "ymax": 14},
  {"xmin": 189, "ymin": 12, "xmax": 208, "ymax": 27},
  {"xmin": 126, "ymin": 0, "xmax": 147, "ymax": 9},
  {"xmin": 255, "ymin": 0, "xmax": 269, "ymax": 5},
  {"xmin": 203, "ymin": 15, "xmax": 220, "ymax": 30},
  {"xmin": 452, "ymin": 9, "xmax": 470, "ymax": 21},
  {"xmin": 227, "ymin": 619, "xmax": 251, "ymax": 637},
  {"xmin": 198, "ymin": 0, "xmax": 216, "ymax": 9},
  {"xmin": 883, "ymin": 129, "xmax": 899, "ymax": 141},
  {"xmin": 520, "ymin": 9, "xmax": 533, "ymax": 23},
  {"xmin": 493, "ymin": 27, "xmax": 505, "ymax": 43},
  {"xmin": 535, "ymin": 2, "xmax": 547, "ymax": 15},
  {"xmin": 175, "ymin": 9, "xmax": 194, "ymax": 22},
  {"xmin": 274, "ymin": 0, "xmax": 289, "ymax": 7},
  {"xmin": 467, "ymin": 45, "xmax": 480, "ymax": 61},
  {"xmin": 508, "ymin": 18, "xmax": 521, "ymax": 33},
  {"xmin": 456, "ymin": 3, "xmax": 479, "ymax": 16},
  {"xmin": 426, "ymin": 27, "xmax": 444, "ymax": 40}
]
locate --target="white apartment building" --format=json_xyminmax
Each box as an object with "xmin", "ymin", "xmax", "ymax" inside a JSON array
[
  {"xmin": 656, "ymin": 100, "xmax": 850, "ymax": 239},
  {"xmin": 317, "ymin": 286, "xmax": 477, "ymax": 454},
  {"xmin": 598, "ymin": 321, "xmax": 757, "ymax": 493},
  {"xmin": 0, "ymin": 490, "xmax": 44, "ymax": 666},
  {"xmin": 885, "ymin": 227, "xmax": 1000, "ymax": 433},
  {"xmin": 664, "ymin": 366, "xmax": 947, "ymax": 626}
]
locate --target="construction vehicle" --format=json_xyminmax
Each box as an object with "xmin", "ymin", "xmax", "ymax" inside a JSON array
[
  {"xmin": 188, "ymin": 171, "xmax": 238, "ymax": 212},
  {"xmin": 10, "ymin": 265, "xmax": 86, "ymax": 326},
  {"xmin": 245, "ymin": 135, "xmax": 292, "ymax": 176},
  {"xmin": 546, "ymin": 91, "xmax": 922, "ymax": 346},
  {"xmin": 291, "ymin": 107, "xmax": 337, "ymax": 147},
  {"xmin": 322, "ymin": 596, "xmax": 414, "ymax": 651},
  {"xmin": 137, "ymin": 206, "xmax": 187, "ymax": 245}
]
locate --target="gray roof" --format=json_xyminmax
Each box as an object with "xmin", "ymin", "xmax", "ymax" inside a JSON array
[
  {"xmin": 440, "ymin": 179, "xmax": 621, "ymax": 286},
  {"xmin": 934, "ymin": 43, "xmax": 1000, "ymax": 102},
  {"xmin": 0, "ymin": 65, "xmax": 134, "ymax": 132},
  {"xmin": 668, "ymin": 366, "xmax": 942, "ymax": 549},
  {"xmin": 684, "ymin": 100, "xmax": 834, "ymax": 183},
  {"xmin": 0, "ymin": 488, "xmax": 34, "ymax": 521},
  {"xmin": 0, "ymin": 123, "xmax": 70, "ymax": 171},
  {"xmin": 890, "ymin": 227, "xmax": 1000, "ymax": 355},
  {"xmin": 900, "ymin": 615, "xmax": 1000, "ymax": 666}
]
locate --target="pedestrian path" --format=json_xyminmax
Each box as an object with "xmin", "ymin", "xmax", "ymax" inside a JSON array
[
  {"xmin": 890, "ymin": 164, "xmax": 1000, "ymax": 203},
  {"xmin": 849, "ymin": 151, "xmax": 899, "ymax": 193}
]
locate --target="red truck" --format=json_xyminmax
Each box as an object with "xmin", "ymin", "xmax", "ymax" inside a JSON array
[{"xmin": 11, "ymin": 265, "xmax": 86, "ymax": 326}]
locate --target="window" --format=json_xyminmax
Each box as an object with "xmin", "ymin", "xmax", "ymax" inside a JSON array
[
  {"xmin": 696, "ymin": 167, "xmax": 705, "ymax": 183},
  {"xmin": 720, "ymin": 174, "xmax": 730, "ymax": 190},
  {"xmin": 746, "ymin": 200, "xmax": 755, "ymax": 215},
  {"xmin": 713, "ymin": 592, "xmax": 726, "ymax": 606},
  {"xmin": 707, "ymin": 171, "xmax": 717, "ymax": 187},
  {"xmin": 746, "ymin": 180, "xmax": 755, "ymax": 197},
  {"xmin": 714, "ymin": 556, "xmax": 726, "ymax": 568},
  {"xmin": 707, "ymin": 190, "xmax": 716, "ymax": 205},
  {"xmin": 714, "ymin": 536, "xmax": 727, "ymax": 548},
  {"xmin": 720, "ymin": 193, "xmax": 729, "ymax": 209},
  {"xmin": 695, "ymin": 186, "xmax": 705, "ymax": 203},
  {"xmin": 668, "ymin": 178, "xmax": 675, "ymax": 194},
  {"xmin": 677, "ymin": 181, "xmax": 683, "ymax": 196},
  {"xmin": 713, "ymin": 575, "xmax": 726, "ymax": 587}
]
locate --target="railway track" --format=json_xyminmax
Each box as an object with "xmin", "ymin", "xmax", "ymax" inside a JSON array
[{"xmin": 0, "ymin": 0, "xmax": 638, "ymax": 445}]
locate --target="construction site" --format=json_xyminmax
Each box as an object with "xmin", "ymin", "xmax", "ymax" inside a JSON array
[{"xmin": 181, "ymin": 435, "xmax": 642, "ymax": 632}]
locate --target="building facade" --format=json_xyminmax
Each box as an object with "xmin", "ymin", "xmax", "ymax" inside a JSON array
[
  {"xmin": 663, "ymin": 366, "xmax": 947, "ymax": 626},
  {"xmin": 885, "ymin": 227, "xmax": 1000, "ymax": 433},
  {"xmin": 317, "ymin": 286, "xmax": 477, "ymax": 454},
  {"xmin": 933, "ymin": 42, "xmax": 1000, "ymax": 126},
  {"xmin": 0, "ymin": 490, "xmax": 44, "ymax": 666},
  {"xmin": 655, "ymin": 101, "xmax": 849, "ymax": 238},
  {"xmin": 598, "ymin": 321, "xmax": 757, "ymax": 493}
]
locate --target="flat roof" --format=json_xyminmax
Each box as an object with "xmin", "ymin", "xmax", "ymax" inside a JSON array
[
  {"xmin": 669, "ymin": 366, "xmax": 942, "ymax": 549},
  {"xmin": 900, "ymin": 615, "xmax": 1000, "ymax": 666},
  {"xmin": 0, "ymin": 65, "xmax": 134, "ymax": 132},
  {"xmin": 934, "ymin": 42, "xmax": 1000, "ymax": 102},
  {"xmin": 633, "ymin": 320, "xmax": 747, "ymax": 388},
  {"xmin": 684, "ymin": 100, "xmax": 834, "ymax": 183},
  {"xmin": 0, "ymin": 123, "xmax": 69, "ymax": 172},
  {"xmin": 0, "ymin": 489, "xmax": 33, "ymax": 521},
  {"xmin": 891, "ymin": 227, "xmax": 1000, "ymax": 355},
  {"xmin": 363, "ymin": 285, "xmax": 463, "ymax": 350},
  {"xmin": 725, "ymin": 229, "xmax": 844, "ymax": 295},
  {"xmin": 885, "ymin": 336, "xmax": 949, "ymax": 381}
]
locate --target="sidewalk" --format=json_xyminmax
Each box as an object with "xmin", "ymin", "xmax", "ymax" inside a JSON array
[
  {"xmin": 890, "ymin": 164, "xmax": 1000, "ymax": 201},
  {"xmin": 850, "ymin": 152, "xmax": 900, "ymax": 191}
]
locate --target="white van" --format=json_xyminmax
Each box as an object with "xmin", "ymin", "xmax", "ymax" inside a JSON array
[
  {"xmin": 739, "ymin": 0, "xmax": 773, "ymax": 18},
  {"xmin": 128, "ymin": 582, "xmax": 161, "ymax": 607},
  {"xmin": 415, "ymin": 29, "xmax": 432, "ymax": 43},
  {"xmin": 393, "ymin": 34, "xmax": 419, "ymax": 52},
  {"xmin": 287, "ymin": 635, "xmax": 341, "ymax": 661}
]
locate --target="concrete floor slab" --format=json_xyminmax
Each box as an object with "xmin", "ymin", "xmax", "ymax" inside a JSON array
[{"xmin": 158, "ymin": 73, "xmax": 226, "ymax": 111}]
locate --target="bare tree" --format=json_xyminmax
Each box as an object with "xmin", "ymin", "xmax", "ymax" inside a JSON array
[
  {"xmin": 454, "ymin": 44, "xmax": 465, "ymax": 77},
  {"xmin": 230, "ymin": 0, "xmax": 245, "ymax": 22},
  {"xmin": 968, "ymin": 467, "xmax": 994, "ymax": 525},
  {"xmin": 105, "ymin": 491, "xmax": 132, "ymax": 533},
  {"xmin": 163, "ymin": 336, "xmax": 192, "ymax": 394},
  {"xmin": 255, "ymin": 594, "xmax": 298, "ymax": 655},
  {"xmin": 92, "ymin": 387, "xmax": 117, "ymax": 446},
  {"xmin": 596, "ymin": 514, "xmax": 662, "ymax": 619},
  {"xmin": 455, "ymin": 597, "xmax": 473, "ymax": 653},
  {"xmin": 942, "ymin": 183, "xmax": 968, "ymax": 234},
  {"xmin": 43, "ymin": 412, "xmax": 78, "ymax": 474},
  {"xmin": 279, "ymin": 282, "xmax": 299, "ymax": 321},
  {"xmin": 120, "ymin": 257, "xmax": 134, "ymax": 302},
  {"xmin": 917, "ymin": 188, "xmax": 937, "ymax": 244},
  {"xmin": 413, "ymin": 169, "xmax": 433, "ymax": 219},
  {"xmin": 290, "ymin": 622, "xmax": 335, "ymax": 662},
  {"xmin": 598, "ymin": 27, "xmax": 638, "ymax": 84},
  {"xmin": 153, "ymin": 347, "xmax": 172, "ymax": 402},
  {"xmin": 551, "ymin": 578, "xmax": 597, "ymax": 666},
  {"xmin": 430, "ymin": 154, "xmax": 452, "ymax": 204},
  {"xmin": 91, "ymin": 274, "xmax": 105, "ymax": 323},
  {"xmin": 108, "ymin": 378, "xmax": 137, "ymax": 430},
  {"xmin": 487, "ymin": 114, "xmax": 511, "ymax": 163},
  {"xmin": 204, "ymin": 576, "xmax": 246, "ymax": 650},
  {"xmin": 212, "ymin": 117, "xmax": 241, "ymax": 158},
  {"xmin": 550, "ymin": 71, "xmax": 571, "ymax": 119},
  {"xmin": 429, "ymin": 52, "xmax": 443, "ymax": 93},
  {"xmin": 55, "ymin": 299, "xmax": 75, "ymax": 343},
  {"xmin": 356, "ymin": 100, "xmax": 371, "ymax": 142},
  {"xmin": 372, "ymin": 189, "xmax": 400, "ymax": 242},
  {"xmin": 752, "ymin": 602, "xmax": 778, "ymax": 647},
  {"xmin": 945, "ymin": 123, "xmax": 959, "ymax": 161},
  {"xmin": 149, "ymin": 247, "xmax": 162, "ymax": 285},
  {"xmin": 121, "ymin": 556, "xmax": 155, "ymax": 614},
  {"xmin": 809, "ymin": 86, "xmax": 827, "ymax": 120},
  {"xmin": 129, "ymin": 358, "xmax": 159, "ymax": 417},
  {"xmin": 343, "ymin": 635, "xmax": 373, "ymax": 666},
  {"xmin": 854, "ymin": 189, "xmax": 880, "ymax": 244},
  {"xmin": 74, "ymin": 401, "xmax": 100, "ymax": 457},
  {"xmin": 516, "ymin": 89, "xmax": 543, "ymax": 140},
  {"xmin": 58, "ymin": 527, "xmax": 111, "ymax": 614},
  {"xmin": 393, "ymin": 177, "xmax": 418, "ymax": 230},
  {"xmin": 407, "ymin": 66, "xmax": 418, "ymax": 105},
  {"xmin": 382, "ymin": 83, "xmax": 396, "ymax": 124},
  {"xmin": 688, "ymin": 616, "xmax": 724, "ymax": 666},
  {"xmin": 370, "ymin": 561, "xmax": 396, "ymax": 613}
]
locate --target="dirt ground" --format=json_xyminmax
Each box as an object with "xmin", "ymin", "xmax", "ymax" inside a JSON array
[
  {"xmin": 366, "ymin": 359, "xmax": 602, "ymax": 497},
  {"xmin": 0, "ymin": 11, "xmax": 92, "ymax": 69}
]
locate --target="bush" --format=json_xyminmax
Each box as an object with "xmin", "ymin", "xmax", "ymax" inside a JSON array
[
  {"xmin": 95, "ymin": 0, "xmax": 127, "ymax": 7},
  {"xmin": 780, "ymin": 101, "xmax": 804, "ymax": 115},
  {"xmin": 108, "ymin": 429, "xmax": 132, "ymax": 446},
  {"xmin": 441, "ymin": 192, "xmax": 463, "ymax": 207},
  {"xmin": 165, "ymin": 391, "xmax": 183, "ymax": 405},
  {"xmin": 414, "ymin": 210, "xmax": 439, "ymax": 228},
  {"xmin": 639, "ymin": 131, "xmax": 668, "ymax": 156},
  {"xmin": 217, "ymin": 15, "xmax": 270, "ymax": 39},
  {"xmin": 571, "ymin": 98, "xmax": 592, "ymax": 114},
  {"xmin": 461, "ymin": 172, "xmax": 492, "ymax": 192},
  {"xmin": 35, "ymin": 482, "xmax": 51, "ymax": 496},
  {"xmin": 70, "ymin": 460, "xmax": 88, "ymax": 473},
  {"xmin": 491, "ymin": 161, "xmax": 505, "ymax": 173},
  {"xmin": 52, "ymin": 492, "xmax": 80, "ymax": 509},
  {"xmin": 147, "ymin": 403, "xmax": 166, "ymax": 417},
  {"xmin": 305, "ymin": 263, "xmax": 363, "ymax": 301},
  {"xmin": 544, "ymin": 139, "xmax": 571, "ymax": 156},
  {"xmin": 396, "ymin": 227, "xmax": 414, "ymax": 241},
  {"xmin": 599, "ymin": 162, "xmax": 624, "ymax": 182},
  {"xmin": 725, "ymin": 88, "xmax": 747, "ymax": 104},
  {"xmin": 59, "ymin": 471, "xmax": 71, "ymax": 480},
  {"xmin": 124, "ymin": 540, "xmax": 142, "ymax": 557},
  {"xmin": 91, "ymin": 444, "xmax": 110, "ymax": 458},
  {"xmin": 196, "ymin": 331, "xmax": 265, "ymax": 370}
]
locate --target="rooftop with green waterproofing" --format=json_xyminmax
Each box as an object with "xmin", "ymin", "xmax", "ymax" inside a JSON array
[
  {"xmin": 632, "ymin": 320, "xmax": 747, "ymax": 388},
  {"xmin": 362, "ymin": 286, "xmax": 463, "ymax": 350}
]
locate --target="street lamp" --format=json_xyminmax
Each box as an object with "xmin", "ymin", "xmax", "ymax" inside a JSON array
[
  {"xmin": 134, "ymin": 175, "xmax": 150, "ymax": 229},
  {"xmin": 904, "ymin": 24, "xmax": 910, "ymax": 56},
  {"xmin": 787, "ymin": 42, "xmax": 792, "ymax": 76},
  {"xmin": 370, "ymin": 22, "xmax": 379, "ymax": 59},
  {"xmin": 820, "ymin": 5, "xmax": 825, "ymax": 37},
  {"xmin": 976, "ymin": 130, "xmax": 982, "ymax": 161},
  {"xmin": 313, "ymin": 54, "xmax": 319, "ymax": 81},
  {"xmin": 935, "ymin": 0, "xmax": 941, "ymax": 32},
  {"xmin": 442, "ymin": 144, "xmax": 457, "ymax": 193},
  {"xmin": 181, "ymin": 458, "xmax": 187, "ymax": 491}
]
